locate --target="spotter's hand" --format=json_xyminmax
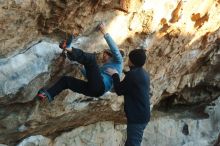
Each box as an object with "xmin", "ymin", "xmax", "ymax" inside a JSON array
[{"xmin": 105, "ymin": 68, "xmax": 118, "ymax": 76}]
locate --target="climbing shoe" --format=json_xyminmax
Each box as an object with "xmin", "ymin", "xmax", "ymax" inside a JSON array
[
  {"xmin": 36, "ymin": 89, "xmax": 53, "ymax": 103},
  {"xmin": 59, "ymin": 34, "xmax": 74, "ymax": 49},
  {"xmin": 59, "ymin": 40, "xmax": 67, "ymax": 49}
]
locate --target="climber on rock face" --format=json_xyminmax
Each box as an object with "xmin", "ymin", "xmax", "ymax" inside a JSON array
[
  {"xmin": 36, "ymin": 22, "xmax": 124, "ymax": 102},
  {"xmin": 106, "ymin": 49, "xmax": 150, "ymax": 146}
]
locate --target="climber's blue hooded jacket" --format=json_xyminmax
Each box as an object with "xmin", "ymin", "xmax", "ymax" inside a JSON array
[{"xmin": 80, "ymin": 33, "xmax": 123, "ymax": 93}]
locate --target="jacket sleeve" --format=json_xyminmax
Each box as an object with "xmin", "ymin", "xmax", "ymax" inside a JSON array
[
  {"xmin": 104, "ymin": 33, "xmax": 123, "ymax": 63},
  {"xmin": 112, "ymin": 73, "xmax": 130, "ymax": 96}
]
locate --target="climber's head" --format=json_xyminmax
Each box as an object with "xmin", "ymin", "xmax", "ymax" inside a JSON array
[
  {"xmin": 102, "ymin": 49, "xmax": 112, "ymax": 63},
  {"xmin": 102, "ymin": 49, "xmax": 124, "ymax": 63}
]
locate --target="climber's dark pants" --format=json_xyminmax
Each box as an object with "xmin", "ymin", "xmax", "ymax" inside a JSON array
[
  {"xmin": 47, "ymin": 48, "xmax": 105, "ymax": 98},
  {"xmin": 125, "ymin": 123, "xmax": 147, "ymax": 146}
]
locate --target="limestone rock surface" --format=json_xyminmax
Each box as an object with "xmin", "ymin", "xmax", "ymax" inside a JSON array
[{"xmin": 0, "ymin": 0, "xmax": 220, "ymax": 145}]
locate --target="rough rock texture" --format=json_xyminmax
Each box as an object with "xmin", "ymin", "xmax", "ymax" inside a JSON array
[
  {"xmin": 17, "ymin": 122, "xmax": 126, "ymax": 146},
  {"xmin": 0, "ymin": 91, "xmax": 125, "ymax": 145},
  {"xmin": 53, "ymin": 122, "xmax": 125, "ymax": 146},
  {"xmin": 143, "ymin": 97, "xmax": 220, "ymax": 146},
  {"xmin": 0, "ymin": 0, "xmax": 220, "ymax": 145},
  {"xmin": 17, "ymin": 97, "xmax": 220, "ymax": 146},
  {"xmin": 0, "ymin": 41, "xmax": 61, "ymax": 99},
  {"xmin": 17, "ymin": 135, "xmax": 52, "ymax": 146},
  {"xmin": 146, "ymin": 0, "xmax": 220, "ymax": 106}
]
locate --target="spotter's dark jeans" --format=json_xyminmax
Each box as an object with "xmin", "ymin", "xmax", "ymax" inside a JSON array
[{"xmin": 125, "ymin": 123, "xmax": 147, "ymax": 146}]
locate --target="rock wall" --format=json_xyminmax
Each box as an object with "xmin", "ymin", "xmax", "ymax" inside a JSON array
[
  {"xmin": 17, "ymin": 97, "xmax": 220, "ymax": 146},
  {"xmin": 0, "ymin": 0, "xmax": 220, "ymax": 145}
]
